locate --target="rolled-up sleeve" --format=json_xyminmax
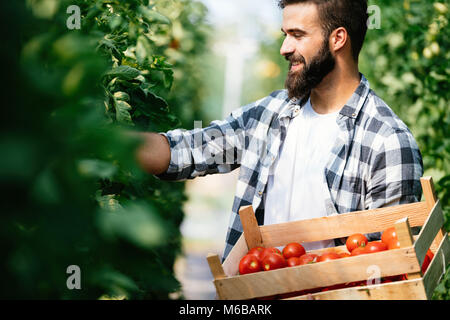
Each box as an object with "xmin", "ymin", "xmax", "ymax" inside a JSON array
[
  {"xmin": 364, "ymin": 129, "xmax": 424, "ymax": 239},
  {"xmin": 366, "ymin": 129, "xmax": 423, "ymax": 208},
  {"xmin": 155, "ymin": 108, "xmax": 247, "ymax": 181}
]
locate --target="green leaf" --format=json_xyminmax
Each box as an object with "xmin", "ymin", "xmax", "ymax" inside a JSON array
[
  {"xmin": 96, "ymin": 202, "xmax": 167, "ymax": 250},
  {"xmin": 28, "ymin": 0, "xmax": 59, "ymax": 19},
  {"xmin": 31, "ymin": 167, "xmax": 61, "ymax": 205},
  {"xmin": 77, "ymin": 159, "xmax": 118, "ymax": 179},
  {"xmin": 62, "ymin": 63, "xmax": 85, "ymax": 96},
  {"xmin": 109, "ymin": 15, "xmax": 123, "ymax": 30},
  {"xmin": 162, "ymin": 68, "xmax": 174, "ymax": 89},
  {"xmin": 114, "ymin": 100, "xmax": 134, "ymax": 125},
  {"xmin": 113, "ymin": 91, "xmax": 130, "ymax": 102},
  {"xmin": 52, "ymin": 33, "xmax": 97, "ymax": 61},
  {"xmin": 134, "ymin": 89, "xmax": 168, "ymax": 116},
  {"xmin": 95, "ymin": 268, "xmax": 139, "ymax": 297},
  {"xmin": 105, "ymin": 66, "xmax": 140, "ymax": 80},
  {"xmin": 97, "ymin": 39, "xmax": 122, "ymax": 60},
  {"xmin": 136, "ymin": 35, "xmax": 152, "ymax": 65},
  {"xmin": 96, "ymin": 193, "xmax": 123, "ymax": 211},
  {"xmin": 139, "ymin": 6, "xmax": 171, "ymax": 25}
]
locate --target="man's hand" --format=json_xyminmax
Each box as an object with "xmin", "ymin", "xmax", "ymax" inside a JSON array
[{"xmin": 134, "ymin": 132, "xmax": 171, "ymax": 175}]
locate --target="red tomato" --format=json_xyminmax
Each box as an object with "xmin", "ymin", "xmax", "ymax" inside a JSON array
[
  {"xmin": 384, "ymin": 274, "xmax": 408, "ymax": 282},
  {"xmin": 421, "ymin": 249, "xmax": 434, "ymax": 274},
  {"xmin": 247, "ymin": 246, "xmax": 265, "ymax": 261},
  {"xmin": 365, "ymin": 241, "xmax": 388, "ymax": 253},
  {"xmin": 239, "ymin": 254, "xmax": 262, "ymax": 275},
  {"xmin": 286, "ymin": 257, "xmax": 302, "ymax": 267},
  {"xmin": 262, "ymin": 253, "xmax": 287, "ymax": 271},
  {"xmin": 282, "ymin": 242, "xmax": 306, "ymax": 259},
  {"xmin": 321, "ymin": 283, "xmax": 347, "ymax": 292},
  {"xmin": 381, "ymin": 227, "xmax": 398, "ymax": 245},
  {"xmin": 261, "ymin": 247, "xmax": 282, "ymax": 260},
  {"xmin": 351, "ymin": 246, "xmax": 367, "ymax": 256},
  {"xmin": 346, "ymin": 233, "xmax": 368, "ymax": 252},
  {"xmin": 387, "ymin": 238, "xmax": 401, "ymax": 250},
  {"xmin": 317, "ymin": 252, "xmax": 341, "ymax": 262},
  {"xmin": 298, "ymin": 253, "xmax": 318, "ymax": 265},
  {"xmin": 339, "ymin": 252, "xmax": 351, "ymax": 258},
  {"xmin": 345, "ymin": 280, "xmax": 366, "ymax": 287}
]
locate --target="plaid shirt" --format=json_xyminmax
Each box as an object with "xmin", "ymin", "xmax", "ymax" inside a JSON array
[{"xmin": 157, "ymin": 74, "xmax": 423, "ymax": 260}]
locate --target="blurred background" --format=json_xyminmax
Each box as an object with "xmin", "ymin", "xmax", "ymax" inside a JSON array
[
  {"xmin": 1, "ymin": 0, "xmax": 448, "ymax": 300},
  {"xmin": 174, "ymin": 0, "xmax": 285, "ymax": 300}
]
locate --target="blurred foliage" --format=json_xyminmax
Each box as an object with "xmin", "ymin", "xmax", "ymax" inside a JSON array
[
  {"xmin": 361, "ymin": 0, "xmax": 450, "ymax": 231},
  {"xmin": 433, "ymin": 264, "xmax": 450, "ymax": 300},
  {"xmin": 359, "ymin": 0, "xmax": 449, "ymax": 299},
  {"xmin": 244, "ymin": 35, "xmax": 287, "ymax": 104},
  {"xmin": 0, "ymin": 0, "xmax": 209, "ymax": 299},
  {"xmin": 154, "ymin": 0, "xmax": 211, "ymax": 127},
  {"xmin": 254, "ymin": 1, "xmax": 449, "ymax": 299}
]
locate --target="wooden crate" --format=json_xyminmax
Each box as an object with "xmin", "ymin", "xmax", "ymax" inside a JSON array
[{"xmin": 206, "ymin": 177, "xmax": 450, "ymax": 300}]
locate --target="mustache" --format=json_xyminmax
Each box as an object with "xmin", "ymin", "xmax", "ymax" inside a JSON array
[
  {"xmin": 284, "ymin": 42, "xmax": 336, "ymax": 101},
  {"xmin": 285, "ymin": 53, "xmax": 306, "ymax": 66}
]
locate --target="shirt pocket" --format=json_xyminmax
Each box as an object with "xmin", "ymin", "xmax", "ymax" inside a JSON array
[{"xmin": 339, "ymin": 173, "xmax": 365, "ymax": 211}]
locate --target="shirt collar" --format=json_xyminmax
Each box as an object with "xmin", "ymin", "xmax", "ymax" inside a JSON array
[
  {"xmin": 338, "ymin": 73, "xmax": 370, "ymax": 119},
  {"xmin": 278, "ymin": 97, "xmax": 301, "ymax": 120},
  {"xmin": 278, "ymin": 73, "xmax": 370, "ymax": 120}
]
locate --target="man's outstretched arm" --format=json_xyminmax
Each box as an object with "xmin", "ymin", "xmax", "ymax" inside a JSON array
[{"xmin": 135, "ymin": 132, "xmax": 171, "ymax": 175}]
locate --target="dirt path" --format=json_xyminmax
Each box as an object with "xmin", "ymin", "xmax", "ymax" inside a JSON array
[{"xmin": 174, "ymin": 170, "xmax": 239, "ymax": 300}]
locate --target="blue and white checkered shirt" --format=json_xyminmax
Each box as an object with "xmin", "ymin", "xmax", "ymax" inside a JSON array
[{"xmin": 157, "ymin": 74, "xmax": 423, "ymax": 260}]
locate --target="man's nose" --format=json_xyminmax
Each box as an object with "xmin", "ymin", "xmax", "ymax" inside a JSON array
[{"xmin": 280, "ymin": 36, "xmax": 295, "ymax": 57}]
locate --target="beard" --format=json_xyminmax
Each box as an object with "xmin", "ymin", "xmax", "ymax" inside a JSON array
[{"xmin": 285, "ymin": 38, "xmax": 336, "ymax": 102}]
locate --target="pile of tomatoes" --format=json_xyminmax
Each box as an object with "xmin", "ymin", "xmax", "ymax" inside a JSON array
[
  {"xmin": 239, "ymin": 242, "xmax": 309, "ymax": 275},
  {"xmin": 238, "ymin": 242, "xmax": 356, "ymax": 275},
  {"xmin": 239, "ymin": 226, "xmax": 435, "ymax": 282},
  {"xmin": 345, "ymin": 227, "xmax": 434, "ymax": 274}
]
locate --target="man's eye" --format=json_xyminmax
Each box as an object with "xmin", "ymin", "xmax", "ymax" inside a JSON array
[{"xmin": 293, "ymin": 34, "xmax": 303, "ymax": 38}]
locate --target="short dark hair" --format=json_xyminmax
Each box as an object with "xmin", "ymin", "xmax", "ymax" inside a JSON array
[{"xmin": 278, "ymin": 0, "xmax": 368, "ymax": 61}]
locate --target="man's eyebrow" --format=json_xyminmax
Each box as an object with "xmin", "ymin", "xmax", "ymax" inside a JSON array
[{"xmin": 281, "ymin": 27, "xmax": 307, "ymax": 35}]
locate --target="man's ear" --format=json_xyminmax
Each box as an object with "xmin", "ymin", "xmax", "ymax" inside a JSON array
[{"xmin": 330, "ymin": 27, "xmax": 348, "ymax": 54}]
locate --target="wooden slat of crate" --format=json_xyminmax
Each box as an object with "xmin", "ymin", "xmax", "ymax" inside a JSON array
[
  {"xmin": 214, "ymin": 176, "xmax": 444, "ymax": 300},
  {"xmin": 395, "ymin": 217, "xmax": 422, "ymax": 280},
  {"xmin": 239, "ymin": 205, "xmax": 264, "ymax": 249},
  {"xmin": 214, "ymin": 247, "xmax": 421, "ymax": 300},
  {"xmin": 286, "ymin": 279, "xmax": 427, "ymax": 300},
  {"xmin": 288, "ymin": 235, "xmax": 450, "ymax": 301},
  {"xmin": 220, "ymin": 213, "xmax": 440, "ymax": 279},
  {"xmin": 222, "ymin": 234, "xmax": 248, "ymax": 277},
  {"xmin": 423, "ymin": 233, "xmax": 450, "ymax": 299},
  {"xmin": 414, "ymin": 200, "xmax": 444, "ymax": 266},
  {"xmin": 421, "ymin": 177, "xmax": 446, "ymax": 262},
  {"xmin": 310, "ymin": 237, "xmax": 440, "ymax": 256},
  {"xmin": 259, "ymin": 202, "xmax": 428, "ymax": 248},
  {"xmin": 207, "ymin": 254, "xmax": 226, "ymax": 280}
]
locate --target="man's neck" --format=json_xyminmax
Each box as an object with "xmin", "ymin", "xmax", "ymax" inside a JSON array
[{"xmin": 309, "ymin": 65, "xmax": 361, "ymax": 115}]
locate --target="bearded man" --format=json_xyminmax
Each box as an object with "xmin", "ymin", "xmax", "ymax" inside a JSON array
[{"xmin": 135, "ymin": 0, "xmax": 423, "ymax": 260}]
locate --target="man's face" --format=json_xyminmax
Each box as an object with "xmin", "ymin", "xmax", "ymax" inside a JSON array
[{"xmin": 280, "ymin": 3, "xmax": 336, "ymax": 100}]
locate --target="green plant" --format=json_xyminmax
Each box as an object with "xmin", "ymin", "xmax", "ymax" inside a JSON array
[
  {"xmin": 361, "ymin": 0, "xmax": 449, "ymax": 229},
  {"xmin": 359, "ymin": 0, "xmax": 450, "ymax": 299},
  {"xmin": 1, "ymin": 0, "xmax": 208, "ymax": 299}
]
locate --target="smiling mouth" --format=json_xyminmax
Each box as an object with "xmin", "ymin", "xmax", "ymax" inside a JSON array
[{"xmin": 290, "ymin": 62, "xmax": 303, "ymax": 71}]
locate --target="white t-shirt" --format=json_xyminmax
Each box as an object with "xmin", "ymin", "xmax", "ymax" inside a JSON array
[{"xmin": 264, "ymin": 98, "xmax": 340, "ymax": 251}]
